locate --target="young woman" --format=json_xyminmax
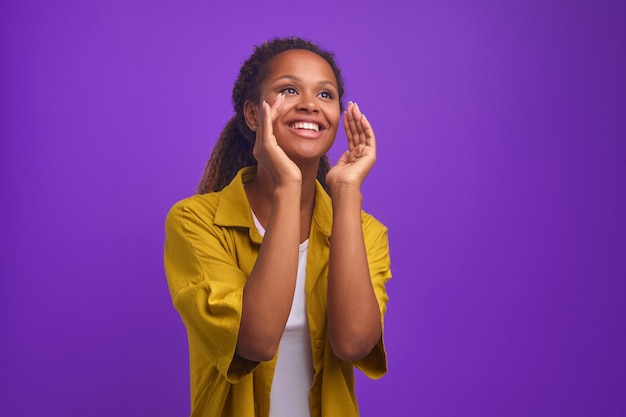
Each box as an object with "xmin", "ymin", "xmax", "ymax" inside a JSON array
[{"xmin": 164, "ymin": 37, "xmax": 391, "ymax": 417}]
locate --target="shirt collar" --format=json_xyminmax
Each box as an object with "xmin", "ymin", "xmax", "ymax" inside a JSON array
[
  {"xmin": 213, "ymin": 166, "xmax": 332, "ymax": 240},
  {"xmin": 311, "ymin": 177, "xmax": 332, "ymax": 237}
]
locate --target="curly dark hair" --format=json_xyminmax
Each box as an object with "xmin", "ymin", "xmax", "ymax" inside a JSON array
[{"xmin": 197, "ymin": 37, "xmax": 345, "ymax": 193}]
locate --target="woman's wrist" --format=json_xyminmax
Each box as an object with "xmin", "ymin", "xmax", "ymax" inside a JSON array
[{"xmin": 329, "ymin": 181, "xmax": 362, "ymax": 201}]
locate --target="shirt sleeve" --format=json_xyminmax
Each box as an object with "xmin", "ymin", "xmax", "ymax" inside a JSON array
[
  {"xmin": 352, "ymin": 213, "xmax": 392, "ymax": 379},
  {"xmin": 164, "ymin": 198, "xmax": 258, "ymax": 383}
]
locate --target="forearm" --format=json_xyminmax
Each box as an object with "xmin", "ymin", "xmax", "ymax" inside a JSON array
[
  {"xmin": 236, "ymin": 184, "xmax": 301, "ymax": 361},
  {"xmin": 327, "ymin": 185, "xmax": 381, "ymax": 361}
]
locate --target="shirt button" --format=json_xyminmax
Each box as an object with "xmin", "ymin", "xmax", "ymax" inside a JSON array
[
  {"xmin": 315, "ymin": 339, "xmax": 323, "ymax": 348},
  {"xmin": 313, "ymin": 386, "xmax": 320, "ymax": 395}
]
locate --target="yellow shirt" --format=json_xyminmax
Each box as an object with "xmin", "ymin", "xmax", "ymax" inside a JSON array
[{"xmin": 164, "ymin": 167, "xmax": 392, "ymax": 417}]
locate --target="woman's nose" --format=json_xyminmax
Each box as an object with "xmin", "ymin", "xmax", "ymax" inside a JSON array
[{"xmin": 296, "ymin": 92, "xmax": 319, "ymax": 113}]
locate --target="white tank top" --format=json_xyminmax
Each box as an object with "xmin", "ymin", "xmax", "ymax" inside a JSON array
[{"xmin": 252, "ymin": 212, "xmax": 313, "ymax": 417}]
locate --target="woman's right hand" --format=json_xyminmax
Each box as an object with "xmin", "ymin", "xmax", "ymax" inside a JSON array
[{"xmin": 253, "ymin": 94, "xmax": 302, "ymax": 187}]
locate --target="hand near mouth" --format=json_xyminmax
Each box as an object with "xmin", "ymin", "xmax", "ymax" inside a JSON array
[
  {"xmin": 253, "ymin": 93, "xmax": 302, "ymax": 187},
  {"xmin": 326, "ymin": 101, "xmax": 377, "ymax": 192}
]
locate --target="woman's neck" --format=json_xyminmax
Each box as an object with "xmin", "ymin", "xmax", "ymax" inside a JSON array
[{"xmin": 244, "ymin": 162, "xmax": 319, "ymax": 241}]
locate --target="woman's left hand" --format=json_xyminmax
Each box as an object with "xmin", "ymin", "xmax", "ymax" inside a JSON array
[{"xmin": 326, "ymin": 101, "xmax": 377, "ymax": 191}]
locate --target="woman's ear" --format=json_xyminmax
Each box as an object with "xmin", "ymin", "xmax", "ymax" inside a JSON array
[{"xmin": 243, "ymin": 100, "xmax": 258, "ymax": 132}]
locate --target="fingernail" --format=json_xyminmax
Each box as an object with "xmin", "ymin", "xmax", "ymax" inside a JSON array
[{"xmin": 348, "ymin": 101, "xmax": 353, "ymax": 106}]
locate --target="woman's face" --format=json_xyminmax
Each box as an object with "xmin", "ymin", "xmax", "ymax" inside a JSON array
[{"xmin": 256, "ymin": 49, "xmax": 341, "ymax": 163}]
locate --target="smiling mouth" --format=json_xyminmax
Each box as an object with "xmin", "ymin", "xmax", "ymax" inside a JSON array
[{"xmin": 289, "ymin": 122, "xmax": 320, "ymax": 132}]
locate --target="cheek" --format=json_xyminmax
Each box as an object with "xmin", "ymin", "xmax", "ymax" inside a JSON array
[
  {"xmin": 330, "ymin": 115, "xmax": 341, "ymax": 134},
  {"xmin": 325, "ymin": 106, "xmax": 341, "ymax": 127}
]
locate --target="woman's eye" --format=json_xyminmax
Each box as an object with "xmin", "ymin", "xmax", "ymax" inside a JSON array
[
  {"xmin": 280, "ymin": 87, "xmax": 297, "ymax": 95},
  {"xmin": 319, "ymin": 91, "xmax": 333, "ymax": 99}
]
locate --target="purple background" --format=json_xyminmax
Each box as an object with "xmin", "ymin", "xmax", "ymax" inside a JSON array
[{"xmin": 2, "ymin": 0, "xmax": 625, "ymax": 416}]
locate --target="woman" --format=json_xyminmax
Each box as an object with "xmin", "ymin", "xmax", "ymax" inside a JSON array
[{"xmin": 164, "ymin": 37, "xmax": 391, "ymax": 417}]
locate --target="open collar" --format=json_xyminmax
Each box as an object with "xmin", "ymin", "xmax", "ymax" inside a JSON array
[{"xmin": 213, "ymin": 166, "xmax": 333, "ymax": 243}]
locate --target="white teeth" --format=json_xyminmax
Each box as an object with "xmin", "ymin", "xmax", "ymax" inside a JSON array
[{"xmin": 290, "ymin": 122, "xmax": 320, "ymax": 132}]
